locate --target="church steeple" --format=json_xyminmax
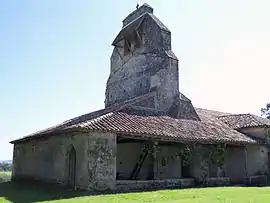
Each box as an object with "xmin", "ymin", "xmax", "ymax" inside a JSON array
[
  {"xmin": 105, "ymin": 4, "xmax": 199, "ymax": 120},
  {"xmin": 105, "ymin": 3, "xmax": 178, "ymax": 110}
]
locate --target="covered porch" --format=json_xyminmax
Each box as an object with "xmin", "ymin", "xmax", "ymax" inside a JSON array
[{"xmin": 115, "ymin": 135, "xmax": 267, "ymax": 190}]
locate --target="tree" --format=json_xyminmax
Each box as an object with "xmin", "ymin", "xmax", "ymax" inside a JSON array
[
  {"xmin": 261, "ymin": 103, "xmax": 270, "ymax": 119},
  {"xmin": 0, "ymin": 163, "xmax": 12, "ymax": 172}
]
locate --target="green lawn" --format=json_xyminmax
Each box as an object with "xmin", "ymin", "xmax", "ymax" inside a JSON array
[{"xmin": 1, "ymin": 180, "xmax": 270, "ymax": 203}]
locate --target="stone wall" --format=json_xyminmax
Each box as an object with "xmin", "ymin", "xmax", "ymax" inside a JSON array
[
  {"xmin": 12, "ymin": 132, "xmax": 117, "ymax": 191},
  {"xmin": 116, "ymin": 179, "xmax": 195, "ymax": 191},
  {"xmin": 87, "ymin": 132, "xmax": 117, "ymax": 191},
  {"xmin": 116, "ymin": 177, "xmax": 231, "ymax": 191},
  {"xmin": 187, "ymin": 145, "xmax": 224, "ymax": 182},
  {"xmin": 12, "ymin": 132, "xmax": 266, "ymax": 191},
  {"xmin": 224, "ymin": 146, "xmax": 246, "ymax": 183},
  {"xmin": 12, "ymin": 132, "xmax": 89, "ymax": 187},
  {"xmin": 117, "ymin": 142, "xmax": 182, "ymax": 180},
  {"xmin": 117, "ymin": 142, "xmax": 153, "ymax": 180},
  {"xmin": 154, "ymin": 144, "xmax": 182, "ymax": 179},
  {"xmin": 246, "ymin": 145, "xmax": 268, "ymax": 176},
  {"xmin": 105, "ymin": 5, "xmax": 179, "ymax": 114},
  {"xmin": 238, "ymin": 127, "xmax": 269, "ymax": 177},
  {"xmin": 117, "ymin": 141, "xmax": 252, "ymax": 184}
]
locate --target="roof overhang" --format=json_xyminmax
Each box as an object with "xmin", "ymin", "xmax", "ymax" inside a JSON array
[{"xmin": 112, "ymin": 14, "xmax": 146, "ymax": 47}]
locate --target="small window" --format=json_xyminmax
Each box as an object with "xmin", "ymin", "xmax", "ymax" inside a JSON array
[
  {"xmin": 124, "ymin": 39, "xmax": 132, "ymax": 55},
  {"xmin": 123, "ymin": 31, "xmax": 142, "ymax": 55}
]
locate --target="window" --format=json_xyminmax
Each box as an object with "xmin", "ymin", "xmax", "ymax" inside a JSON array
[
  {"xmin": 124, "ymin": 39, "xmax": 132, "ymax": 55},
  {"xmin": 123, "ymin": 30, "xmax": 142, "ymax": 55}
]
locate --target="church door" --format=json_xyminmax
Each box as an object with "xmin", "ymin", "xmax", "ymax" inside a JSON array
[{"xmin": 68, "ymin": 146, "xmax": 76, "ymax": 188}]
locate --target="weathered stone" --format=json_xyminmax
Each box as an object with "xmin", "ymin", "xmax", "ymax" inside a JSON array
[
  {"xmin": 205, "ymin": 177, "xmax": 231, "ymax": 186},
  {"xmin": 244, "ymin": 175, "xmax": 268, "ymax": 186},
  {"xmin": 12, "ymin": 132, "xmax": 117, "ymax": 191},
  {"xmin": 105, "ymin": 4, "xmax": 199, "ymax": 120},
  {"xmin": 115, "ymin": 179, "xmax": 195, "ymax": 191}
]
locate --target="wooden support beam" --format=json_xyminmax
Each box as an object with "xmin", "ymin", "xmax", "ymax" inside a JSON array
[{"xmin": 244, "ymin": 146, "xmax": 248, "ymax": 177}]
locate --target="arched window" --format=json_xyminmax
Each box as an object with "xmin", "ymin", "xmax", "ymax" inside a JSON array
[{"xmin": 67, "ymin": 145, "xmax": 76, "ymax": 188}]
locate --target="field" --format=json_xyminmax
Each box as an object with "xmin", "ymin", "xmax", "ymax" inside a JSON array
[{"xmin": 0, "ymin": 176, "xmax": 270, "ymax": 203}]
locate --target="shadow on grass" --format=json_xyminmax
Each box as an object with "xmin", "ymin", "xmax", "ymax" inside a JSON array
[
  {"xmin": 0, "ymin": 180, "xmax": 94, "ymax": 203},
  {"xmin": 0, "ymin": 180, "xmax": 269, "ymax": 203},
  {"xmin": 0, "ymin": 180, "xmax": 165, "ymax": 203}
]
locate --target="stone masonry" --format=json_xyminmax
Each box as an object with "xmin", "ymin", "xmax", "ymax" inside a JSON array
[{"xmin": 105, "ymin": 4, "xmax": 199, "ymax": 120}]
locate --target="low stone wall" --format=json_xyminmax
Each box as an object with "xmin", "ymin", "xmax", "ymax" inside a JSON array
[
  {"xmin": 116, "ymin": 179, "xmax": 195, "ymax": 191},
  {"xmin": 244, "ymin": 175, "xmax": 268, "ymax": 186},
  {"xmin": 116, "ymin": 177, "xmax": 236, "ymax": 191},
  {"xmin": 204, "ymin": 177, "xmax": 231, "ymax": 186}
]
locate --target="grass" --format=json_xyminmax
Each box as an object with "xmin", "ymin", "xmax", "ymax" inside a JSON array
[{"xmin": 0, "ymin": 179, "xmax": 270, "ymax": 203}]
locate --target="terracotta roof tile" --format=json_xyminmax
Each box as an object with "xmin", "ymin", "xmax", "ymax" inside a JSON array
[
  {"xmin": 11, "ymin": 109, "xmax": 256, "ymax": 145},
  {"xmin": 70, "ymin": 112, "xmax": 256, "ymax": 145},
  {"xmin": 217, "ymin": 114, "xmax": 270, "ymax": 130},
  {"xmin": 195, "ymin": 108, "xmax": 232, "ymax": 120},
  {"xmin": 196, "ymin": 108, "xmax": 270, "ymax": 130}
]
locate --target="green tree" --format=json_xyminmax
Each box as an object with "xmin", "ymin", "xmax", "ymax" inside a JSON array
[{"xmin": 0, "ymin": 163, "xmax": 12, "ymax": 171}]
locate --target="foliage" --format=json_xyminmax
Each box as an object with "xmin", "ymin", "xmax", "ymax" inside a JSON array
[
  {"xmin": 178, "ymin": 144, "xmax": 225, "ymax": 168},
  {"xmin": 261, "ymin": 103, "xmax": 270, "ymax": 119},
  {"xmin": 1, "ymin": 182, "xmax": 270, "ymax": 203},
  {"xmin": 178, "ymin": 144, "xmax": 195, "ymax": 166},
  {"xmin": 0, "ymin": 163, "xmax": 12, "ymax": 172},
  {"xmin": 151, "ymin": 143, "xmax": 225, "ymax": 183},
  {"xmin": 209, "ymin": 144, "xmax": 225, "ymax": 167}
]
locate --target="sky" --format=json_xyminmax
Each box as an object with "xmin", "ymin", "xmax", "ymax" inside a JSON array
[{"xmin": 0, "ymin": 0, "xmax": 270, "ymax": 160}]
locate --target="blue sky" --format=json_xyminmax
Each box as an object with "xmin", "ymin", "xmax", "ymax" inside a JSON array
[{"xmin": 0, "ymin": 0, "xmax": 270, "ymax": 160}]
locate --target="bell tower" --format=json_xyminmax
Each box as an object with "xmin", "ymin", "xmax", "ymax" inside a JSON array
[{"xmin": 105, "ymin": 4, "xmax": 199, "ymax": 120}]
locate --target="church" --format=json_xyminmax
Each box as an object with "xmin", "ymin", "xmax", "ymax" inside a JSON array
[{"xmin": 10, "ymin": 4, "xmax": 270, "ymax": 191}]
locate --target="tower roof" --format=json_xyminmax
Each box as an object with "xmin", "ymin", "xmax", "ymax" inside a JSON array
[{"xmin": 122, "ymin": 3, "xmax": 154, "ymax": 27}]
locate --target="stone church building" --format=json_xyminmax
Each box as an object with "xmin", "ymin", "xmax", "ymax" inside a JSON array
[{"xmin": 10, "ymin": 4, "xmax": 270, "ymax": 191}]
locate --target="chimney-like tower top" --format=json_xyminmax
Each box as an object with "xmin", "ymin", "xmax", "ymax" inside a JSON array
[{"xmin": 122, "ymin": 3, "xmax": 154, "ymax": 27}]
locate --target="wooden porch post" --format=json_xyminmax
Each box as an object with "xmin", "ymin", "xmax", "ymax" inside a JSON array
[
  {"xmin": 152, "ymin": 141, "xmax": 159, "ymax": 180},
  {"xmin": 244, "ymin": 146, "xmax": 248, "ymax": 178}
]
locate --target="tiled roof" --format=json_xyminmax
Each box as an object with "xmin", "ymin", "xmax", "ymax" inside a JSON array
[
  {"xmin": 196, "ymin": 108, "xmax": 270, "ymax": 130},
  {"xmin": 217, "ymin": 114, "xmax": 270, "ymax": 130},
  {"xmin": 10, "ymin": 108, "xmax": 256, "ymax": 145},
  {"xmin": 9, "ymin": 105, "xmax": 124, "ymax": 144},
  {"xmin": 195, "ymin": 108, "xmax": 232, "ymax": 120}
]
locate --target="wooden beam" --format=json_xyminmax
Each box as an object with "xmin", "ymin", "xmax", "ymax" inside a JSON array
[{"xmin": 244, "ymin": 146, "xmax": 248, "ymax": 177}]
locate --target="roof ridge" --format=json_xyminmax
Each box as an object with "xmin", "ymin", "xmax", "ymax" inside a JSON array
[
  {"xmin": 195, "ymin": 107, "xmax": 231, "ymax": 114},
  {"xmin": 218, "ymin": 113, "xmax": 252, "ymax": 118}
]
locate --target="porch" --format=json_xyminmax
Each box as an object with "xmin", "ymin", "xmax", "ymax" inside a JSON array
[{"xmin": 115, "ymin": 135, "xmax": 268, "ymax": 190}]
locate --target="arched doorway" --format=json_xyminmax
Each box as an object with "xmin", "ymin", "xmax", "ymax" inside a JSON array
[{"xmin": 68, "ymin": 145, "xmax": 76, "ymax": 188}]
